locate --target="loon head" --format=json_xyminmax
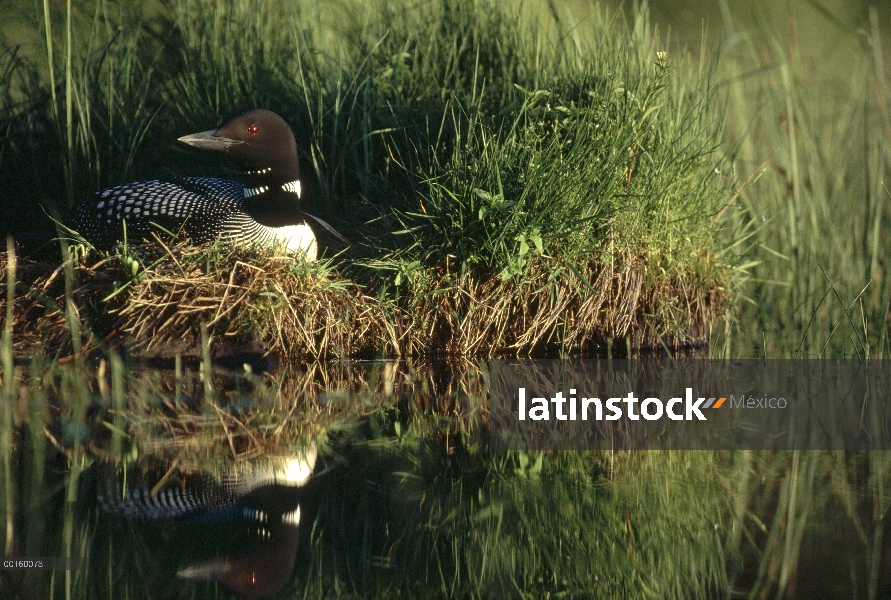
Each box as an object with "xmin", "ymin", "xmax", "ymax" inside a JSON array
[
  {"xmin": 173, "ymin": 109, "xmax": 348, "ymax": 255},
  {"xmin": 177, "ymin": 109, "xmax": 301, "ymax": 200},
  {"xmin": 177, "ymin": 510, "xmax": 302, "ymax": 598}
]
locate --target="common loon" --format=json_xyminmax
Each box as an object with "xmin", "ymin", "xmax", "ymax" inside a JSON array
[
  {"xmin": 98, "ymin": 448, "xmax": 318, "ymax": 597},
  {"xmin": 67, "ymin": 109, "xmax": 346, "ymax": 259}
]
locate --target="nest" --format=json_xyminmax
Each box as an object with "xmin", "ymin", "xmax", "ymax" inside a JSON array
[{"xmin": 2, "ymin": 239, "xmax": 726, "ymax": 360}]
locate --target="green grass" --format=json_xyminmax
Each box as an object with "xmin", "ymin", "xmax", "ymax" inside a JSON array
[{"xmin": 710, "ymin": 2, "xmax": 891, "ymax": 358}]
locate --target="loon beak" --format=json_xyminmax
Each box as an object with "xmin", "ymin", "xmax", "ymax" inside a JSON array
[
  {"xmin": 178, "ymin": 129, "xmax": 245, "ymax": 152},
  {"xmin": 177, "ymin": 557, "xmax": 234, "ymax": 581}
]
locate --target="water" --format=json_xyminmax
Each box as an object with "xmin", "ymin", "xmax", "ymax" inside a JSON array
[
  {"xmin": 3, "ymin": 358, "xmax": 891, "ymax": 598},
  {"xmin": 1, "ymin": 359, "xmax": 492, "ymax": 598}
]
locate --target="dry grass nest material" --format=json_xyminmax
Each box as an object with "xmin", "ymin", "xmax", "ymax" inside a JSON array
[{"xmin": 2, "ymin": 239, "xmax": 727, "ymax": 359}]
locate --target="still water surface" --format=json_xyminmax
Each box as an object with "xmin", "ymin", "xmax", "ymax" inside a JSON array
[{"xmin": 2, "ymin": 358, "xmax": 889, "ymax": 598}]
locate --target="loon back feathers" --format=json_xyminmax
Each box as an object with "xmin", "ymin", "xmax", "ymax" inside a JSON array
[
  {"xmin": 68, "ymin": 177, "xmax": 316, "ymax": 258},
  {"xmin": 98, "ymin": 449, "xmax": 319, "ymax": 523},
  {"xmin": 66, "ymin": 109, "xmax": 344, "ymax": 259},
  {"xmin": 97, "ymin": 469, "xmax": 238, "ymax": 522}
]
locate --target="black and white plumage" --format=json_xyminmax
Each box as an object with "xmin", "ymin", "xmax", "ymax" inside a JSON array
[
  {"xmin": 98, "ymin": 447, "xmax": 318, "ymax": 598},
  {"xmin": 98, "ymin": 448, "xmax": 318, "ymax": 522},
  {"xmin": 67, "ymin": 109, "xmax": 347, "ymax": 259},
  {"xmin": 68, "ymin": 177, "xmax": 317, "ymax": 257}
]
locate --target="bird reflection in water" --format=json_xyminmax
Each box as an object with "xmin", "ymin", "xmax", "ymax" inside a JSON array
[{"xmin": 98, "ymin": 446, "xmax": 318, "ymax": 598}]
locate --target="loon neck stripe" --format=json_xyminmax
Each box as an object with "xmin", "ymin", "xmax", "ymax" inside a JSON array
[
  {"xmin": 243, "ymin": 179, "xmax": 301, "ymax": 199},
  {"xmin": 283, "ymin": 180, "xmax": 301, "ymax": 197},
  {"xmin": 243, "ymin": 185, "xmax": 269, "ymax": 198}
]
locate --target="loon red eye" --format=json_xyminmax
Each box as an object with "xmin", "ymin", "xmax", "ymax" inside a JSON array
[{"xmin": 248, "ymin": 124, "xmax": 259, "ymax": 135}]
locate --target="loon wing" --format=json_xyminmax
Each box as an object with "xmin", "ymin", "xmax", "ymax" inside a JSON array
[{"xmin": 67, "ymin": 178, "xmax": 245, "ymax": 249}]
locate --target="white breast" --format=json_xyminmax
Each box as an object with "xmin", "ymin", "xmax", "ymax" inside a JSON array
[
  {"xmin": 238, "ymin": 222, "xmax": 317, "ymax": 260},
  {"xmin": 268, "ymin": 223, "xmax": 318, "ymax": 261},
  {"xmin": 220, "ymin": 446, "xmax": 318, "ymax": 495}
]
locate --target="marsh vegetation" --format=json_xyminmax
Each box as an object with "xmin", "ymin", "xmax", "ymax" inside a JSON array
[{"xmin": 2, "ymin": 0, "xmax": 891, "ymax": 597}]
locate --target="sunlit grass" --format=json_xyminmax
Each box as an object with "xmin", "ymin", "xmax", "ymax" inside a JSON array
[{"xmin": 713, "ymin": 3, "xmax": 891, "ymax": 358}]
